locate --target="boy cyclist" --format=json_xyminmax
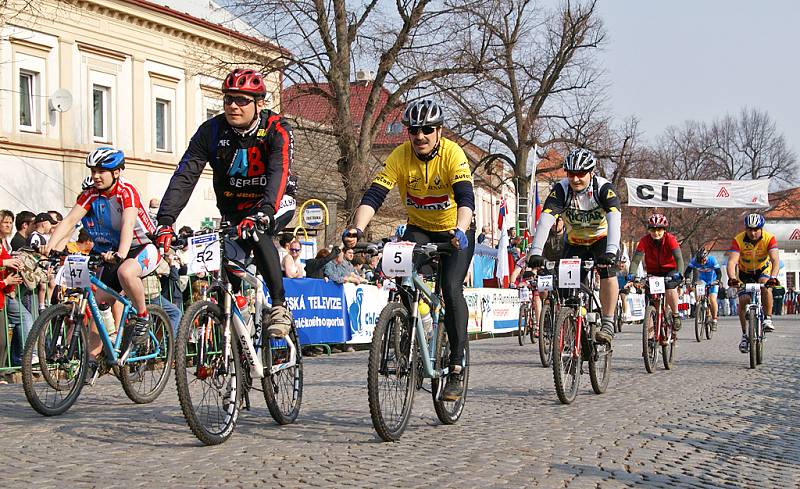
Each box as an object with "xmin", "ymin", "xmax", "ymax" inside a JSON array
[{"xmin": 684, "ymin": 248, "xmax": 722, "ymax": 330}]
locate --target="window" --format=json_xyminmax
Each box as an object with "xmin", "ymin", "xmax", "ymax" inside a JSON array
[
  {"xmin": 155, "ymin": 98, "xmax": 171, "ymax": 151},
  {"xmin": 93, "ymin": 84, "xmax": 111, "ymax": 142},
  {"xmin": 787, "ymin": 272, "xmax": 796, "ymax": 290}
]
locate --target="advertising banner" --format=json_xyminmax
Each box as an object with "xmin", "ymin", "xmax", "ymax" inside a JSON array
[
  {"xmin": 625, "ymin": 178, "xmax": 769, "ymax": 208},
  {"xmin": 344, "ymin": 283, "xmax": 390, "ymax": 344},
  {"xmin": 625, "ymin": 293, "xmax": 646, "ymax": 322},
  {"xmin": 464, "ymin": 288, "xmax": 521, "ymax": 333},
  {"xmin": 283, "ymin": 278, "xmax": 348, "ymax": 344}
]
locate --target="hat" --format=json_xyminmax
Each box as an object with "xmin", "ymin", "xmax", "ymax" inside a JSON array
[{"xmin": 34, "ymin": 212, "xmax": 57, "ymax": 225}]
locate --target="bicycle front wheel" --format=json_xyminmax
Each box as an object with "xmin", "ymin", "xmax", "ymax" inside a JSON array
[
  {"xmin": 552, "ymin": 308, "xmax": 580, "ymax": 404},
  {"xmin": 22, "ymin": 303, "xmax": 89, "ymax": 416},
  {"xmin": 119, "ymin": 305, "xmax": 174, "ymax": 404},
  {"xmin": 262, "ymin": 325, "xmax": 303, "ymax": 425},
  {"xmin": 642, "ymin": 305, "xmax": 658, "ymax": 373},
  {"xmin": 614, "ymin": 298, "xmax": 624, "ymax": 333},
  {"xmin": 756, "ymin": 328, "xmax": 765, "ymax": 365},
  {"xmin": 517, "ymin": 305, "xmax": 527, "ymax": 346},
  {"xmin": 694, "ymin": 300, "xmax": 706, "ymax": 342},
  {"xmin": 432, "ymin": 322, "xmax": 469, "ymax": 425},
  {"xmin": 538, "ymin": 302, "xmax": 554, "ymax": 367},
  {"xmin": 174, "ymin": 301, "xmax": 243, "ymax": 445},
  {"xmin": 705, "ymin": 304, "xmax": 714, "ymax": 340},
  {"xmin": 661, "ymin": 313, "xmax": 675, "ymax": 370},
  {"xmin": 368, "ymin": 302, "xmax": 417, "ymax": 442},
  {"xmin": 588, "ymin": 327, "xmax": 612, "ymax": 394},
  {"xmin": 747, "ymin": 311, "xmax": 757, "ymax": 369}
]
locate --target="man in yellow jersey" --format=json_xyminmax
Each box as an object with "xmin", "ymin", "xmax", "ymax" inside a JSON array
[
  {"xmin": 343, "ymin": 99, "xmax": 474, "ymax": 401},
  {"xmin": 726, "ymin": 213, "xmax": 780, "ymax": 353}
]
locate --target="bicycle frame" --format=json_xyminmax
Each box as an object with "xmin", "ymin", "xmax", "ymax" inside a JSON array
[
  {"xmin": 646, "ymin": 288, "xmax": 666, "ymax": 344},
  {"xmin": 558, "ymin": 260, "xmax": 600, "ymax": 358}
]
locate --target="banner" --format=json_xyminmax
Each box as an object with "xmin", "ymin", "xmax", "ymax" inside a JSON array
[
  {"xmin": 465, "ymin": 288, "xmax": 521, "ymax": 333},
  {"xmin": 625, "ymin": 178, "xmax": 769, "ymax": 208},
  {"xmin": 343, "ymin": 283, "xmax": 389, "ymax": 344},
  {"xmin": 283, "ymin": 278, "xmax": 348, "ymax": 344}
]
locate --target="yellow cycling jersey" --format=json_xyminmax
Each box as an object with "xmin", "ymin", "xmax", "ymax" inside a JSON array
[
  {"xmin": 373, "ymin": 137, "xmax": 473, "ymax": 232},
  {"xmin": 730, "ymin": 230, "xmax": 778, "ymax": 273},
  {"xmin": 541, "ymin": 176, "xmax": 621, "ymax": 246}
]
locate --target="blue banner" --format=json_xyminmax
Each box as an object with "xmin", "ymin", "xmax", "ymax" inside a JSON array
[{"xmin": 283, "ymin": 278, "xmax": 349, "ymax": 344}]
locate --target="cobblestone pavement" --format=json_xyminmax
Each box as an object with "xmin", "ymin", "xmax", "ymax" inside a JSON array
[{"xmin": 1, "ymin": 316, "xmax": 799, "ymax": 488}]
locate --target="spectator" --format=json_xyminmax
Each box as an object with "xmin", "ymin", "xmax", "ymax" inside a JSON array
[
  {"xmin": 47, "ymin": 210, "xmax": 63, "ymax": 226},
  {"xmin": 305, "ymin": 248, "xmax": 337, "ymax": 279},
  {"xmin": 477, "ymin": 225, "xmax": 491, "ymax": 245},
  {"xmin": 363, "ymin": 253, "xmax": 382, "ymax": 283},
  {"xmin": 277, "ymin": 234, "xmax": 293, "ymax": 270},
  {"xmin": 142, "ymin": 258, "xmax": 182, "ymax": 334},
  {"xmin": 727, "ymin": 286, "xmax": 738, "ymax": 316},
  {"xmin": 324, "ymin": 247, "xmax": 362, "ymax": 284},
  {"xmin": 282, "ymin": 240, "xmax": 305, "ymax": 278},
  {"xmin": 1, "ymin": 240, "xmax": 35, "ymax": 366},
  {"xmin": 0, "ymin": 210, "xmax": 13, "ymax": 251},
  {"xmin": 66, "ymin": 229, "xmax": 94, "ymax": 254},
  {"xmin": 351, "ymin": 254, "xmax": 367, "ymax": 278},
  {"xmin": 27, "ymin": 212, "xmax": 57, "ymax": 251},
  {"xmin": 772, "ymin": 284, "xmax": 785, "ymax": 316},
  {"xmin": 148, "ymin": 198, "xmax": 160, "ymax": 224},
  {"xmin": 160, "ymin": 250, "xmax": 185, "ymax": 310},
  {"xmin": 786, "ymin": 286, "xmax": 797, "ymax": 314},
  {"xmin": 10, "ymin": 210, "xmax": 35, "ymax": 251}
]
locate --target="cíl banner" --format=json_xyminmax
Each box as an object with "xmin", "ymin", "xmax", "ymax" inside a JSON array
[{"xmin": 625, "ymin": 178, "xmax": 770, "ymax": 208}]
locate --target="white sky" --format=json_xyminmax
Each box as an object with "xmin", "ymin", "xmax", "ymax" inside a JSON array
[{"xmin": 597, "ymin": 0, "xmax": 799, "ymax": 153}]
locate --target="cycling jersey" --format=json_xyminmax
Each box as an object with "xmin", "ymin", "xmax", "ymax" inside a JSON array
[
  {"xmin": 687, "ymin": 255, "xmax": 721, "ymax": 282},
  {"xmin": 76, "ymin": 178, "xmax": 155, "ymax": 253},
  {"xmin": 157, "ymin": 109, "xmax": 294, "ymax": 226},
  {"xmin": 540, "ymin": 176, "xmax": 621, "ymax": 246},
  {"xmin": 371, "ymin": 137, "xmax": 473, "ymax": 232},
  {"xmin": 730, "ymin": 230, "xmax": 778, "ymax": 273},
  {"xmin": 635, "ymin": 233, "xmax": 680, "ymax": 275}
]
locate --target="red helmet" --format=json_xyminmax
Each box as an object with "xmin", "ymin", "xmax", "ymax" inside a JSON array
[
  {"xmin": 222, "ymin": 69, "xmax": 266, "ymax": 97},
  {"xmin": 647, "ymin": 213, "xmax": 669, "ymax": 229}
]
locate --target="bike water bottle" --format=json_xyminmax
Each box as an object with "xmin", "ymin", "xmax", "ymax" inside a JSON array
[
  {"xmin": 99, "ymin": 303, "xmax": 116, "ymax": 336},
  {"xmin": 235, "ymin": 295, "xmax": 252, "ymax": 333},
  {"xmin": 418, "ymin": 300, "xmax": 433, "ymax": 342}
]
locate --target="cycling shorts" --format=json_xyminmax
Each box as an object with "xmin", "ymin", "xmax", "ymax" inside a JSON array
[
  {"xmin": 697, "ymin": 273, "xmax": 718, "ymax": 294},
  {"xmin": 99, "ymin": 244, "xmax": 160, "ymax": 293},
  {"xmin": 562, "ymin": 238, "xmax": 616, "ymax": 280},
  {"xmin": 737, "ymin": 270, "xmax": 769, "ymax": 298}
]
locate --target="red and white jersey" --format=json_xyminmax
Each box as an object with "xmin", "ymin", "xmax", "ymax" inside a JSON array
[{"xmin": 76, "ymin": 178, "xmax": 155, "ymax": 253}]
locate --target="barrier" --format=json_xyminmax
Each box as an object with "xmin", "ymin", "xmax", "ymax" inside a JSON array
[{"xmin": 465, "ymin": 288, "xmax": 521, "ymax": 334}]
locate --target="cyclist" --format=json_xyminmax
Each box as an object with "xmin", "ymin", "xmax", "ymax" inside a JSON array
[
  {"xmin": 684, "ymin": 248, "xmax": 722, "ymax": 330},
  {"xmin": 45, "ymin": 148, "xmax": 159, "ymax": 352},
  {"xmin": 628, "ymin": 213, "xmax": 684, "ymax": 331},
  {"xmin": 155, "ymin": 68, "xmax": 296, "ymax": 338},
  {"xmin": 342, "ymin": 99, "xmax": 475, "ymax": 402},
  {"xmin": 726, "ymin": 213, "xmax": 780, "ymax": 353},
  {"xmin": 527, "ymin": 149, "xmax": 622, "ymax": 344}
]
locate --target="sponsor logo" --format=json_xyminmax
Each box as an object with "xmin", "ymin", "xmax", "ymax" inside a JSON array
[
  {"xmin": 716, "ymin": 187, "xmax": 730, "ymax": 198},
  {"xmin": 256, "ymin": 128, "xmax": 267, "ymax": 137},
  {"xmin": 219, "ymin": 139, "xmax": 230, "ymax": 147},
  {"xmin": 433, "ymin": 175, "xmax": 441, "ymax": 186},
  {"xmin": 228, "ymin": 147, "xmax": 266, "ymax": 178},
  {"xmin": 406, "ymin": 193, "xmax": 450, "ymax": 210},
  {"xmin": 606, "ymin": 189, "xmax": 616, "ymax": 198},
  {"xmin": 789, "ymin": 229, "xmax": 800, "ymax": 240}
]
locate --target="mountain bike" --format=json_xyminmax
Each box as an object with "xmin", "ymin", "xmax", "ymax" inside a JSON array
[
  {"xmin": 21, "ymin": 253, "xmax": 173, "ymax": 416},
  {"xmin": 173, "ymin": 225, "xmax": 303, "ymax": 445},
  {"xmin": 638, "ymin": 276, "xmax": 676, "ymax": 373},
  {"xmin": 534, "ymin": 263, "xmax": 558, "ymax": 368},
  {"xmin": 551, "ymin": 258, "xmax": 612, "ymax": 404},
  {"xmin": 741, "ymin": 282, "xmax": 766, "ymax": 369},
  {"xmin": 517, "ymin": 276, "xmax": 536, "ymax": 346},
  {"xmin": 359, "ymin": 239, "xmax": 468, "ymax": 441},
  {"xmin": 693, "ymin": 280, "xmax": 717, "ymax": 342}
]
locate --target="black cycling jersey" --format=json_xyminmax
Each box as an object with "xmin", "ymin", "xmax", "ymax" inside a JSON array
[{"xmin": 157, "ymin": 109, "xmax": 294, "ymax": 226}]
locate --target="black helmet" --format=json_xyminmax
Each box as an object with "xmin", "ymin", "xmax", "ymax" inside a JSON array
[
  {"xmin": 402, "ymin": 99, "xmax": 444, "ymax": 127},
  {"xmin": 694, "ymin": 249, "xmax": 709, "ymax": 262}
]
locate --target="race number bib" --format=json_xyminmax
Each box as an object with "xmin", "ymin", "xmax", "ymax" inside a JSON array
[
  {"xmin": 518, "ymin": 286, "xmax": 531, "ymax": 302},
  {"xmin": 187, "ymin": 233, "xmax": 221, "ymax": 274},
  {"xmin": 381, "ymin": 241, "xmax": 415, "ymax": 278},
  {"xmin": 537, "ymin": 275, "xmax": 554, "ymax": 291},
  {"xmin": 745, "ymin": 283, "xmax": 761, "ymax": 294},
  {"xmin": 695, "ymin": 283, "xmax": 705, "ymax": 297},
  {"xmin": 648, "ymin": 276, "xmax": 666, "ymax": 294},
  {"xmin": 55, "ymin": 255, "xmax": 91, "ymax": 288},
  {"xmin": 558, "ymin": 259, "xmax": 581, "ymax": 289}
]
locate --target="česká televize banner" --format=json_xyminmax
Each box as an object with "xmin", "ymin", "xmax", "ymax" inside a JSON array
[{"xmin": 625, "ymin": 178, "xmax": 770, "ymax": 208}]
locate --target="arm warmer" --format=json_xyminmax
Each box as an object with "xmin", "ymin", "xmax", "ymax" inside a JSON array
[
  {"xmin": 531, "ymin": 212, "xmax": 557, "ymax": 255},
  {"xmin": 629, "ymin": 251, "xmax": 644, "ymax": 276},
  {"xmin": 360, "ymin": 183, "xmax": 390, "ymax": 211},
  {"xmin": 673, "ymin": 248, "xmax": 684, "ymax": 275},
  {"xmin": 605, "ymin": 210, "xmax": 621, "ymax": 255},
  {"xmin": 452, "ymin": 181, "xmax": 475, "ymax": 210}
]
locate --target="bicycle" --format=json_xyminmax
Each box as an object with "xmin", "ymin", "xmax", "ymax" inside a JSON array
[
  {"xmin": 533, "ymin": 263, "xmax": 558, "ymax": 368},
  {"xmin": 359, "ymin": 239, "xmax": 468, "ymax": 441},
  {"xmin": 517, "ymin": 275, "xmax": 537, "ymax": 346},
  {"xmin": 740, "ymin": 282, "xmax": 766, "ymax": 369},
  {"xmin": 638, "ymin": 276, "xmax": 676, "ymax": 373},
  {"xmin": 551, "ymin": 258, "xmax": 612, "ymax": 404},
  {"xmin": 21, "ymin": 252, "xmax": 173, "ymax": 416},
  {"xmin": 693, "ymin": 280, "xmax": 717, "ymax": 342},
  {"xmin": 173, "ymin": 224, "xmax": 303, "ymax": 445}
]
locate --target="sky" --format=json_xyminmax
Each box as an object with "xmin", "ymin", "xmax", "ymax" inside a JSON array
[{"xmin": 596, "ymin": 0, "xmax": 799, "ymax": 154}]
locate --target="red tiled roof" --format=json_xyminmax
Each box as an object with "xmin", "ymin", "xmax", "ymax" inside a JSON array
[
  {"xmin": 765, "ymin": 186, "xmax": 800, "ymax": 219},
  {"xmin": 282, "ymin": 82, "xmax": 405, "ymax": 146}
]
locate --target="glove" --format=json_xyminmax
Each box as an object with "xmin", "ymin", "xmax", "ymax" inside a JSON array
[
  {"xmin": 625, "ymin": 274, "xmax": 634, "ymax": 282},
  {"xmin": 728, "ymin": 278, "xmax": 741, "ymax": 287},
  {"xmin": 450, "ymin": 228, "xmax": 468, "ymax": 250},
  {"xmin": 596, "ymin": 252, "xmax": 616, "ymax": 266},
  {"xmin": 341, "ymin": 227, "xmax": 363, "ymax": 248},
  {"xmin": 670, "ymin": 272, "xmax": 683, "ymax": 282},
  {"xmin": 527, "ymin": 254, "xmax": 545, "ymax": 269},
  {"xmin": 154, "ymin": 225, "xmax": 174, "ymax": 252},
  {"xmin": 765, "ymin": 277, "xmax": 780, "ymax": 287}
]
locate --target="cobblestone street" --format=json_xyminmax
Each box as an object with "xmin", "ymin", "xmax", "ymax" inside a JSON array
[{"xmin": 1, "ymin": 316, "xmax": 799, "ymax": 488}]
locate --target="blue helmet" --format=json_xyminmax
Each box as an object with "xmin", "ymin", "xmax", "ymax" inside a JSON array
[
  {"xmin": 395, "ymin": 224, "xmax": 407, "ymax": 238},
  {"xmin": 86, "ymin": 147, "xmax": 125, "ymax": 170},
  {"xmin": 744, "ymin": 213, "xmax": 765, "ymax": 229}
]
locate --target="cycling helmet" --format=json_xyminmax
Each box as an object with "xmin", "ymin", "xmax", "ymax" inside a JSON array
[
  {"xmin": 744, "ymin": 213, "xmax": 765, "ymax": 229},
  {"xmin": 395, "ymin": 224, "xmax": 407, "ymax": 239},
  {"xmin": 85, "ymin": 147, "xmax": 125, "ymax": 170},
  {"xmin": 402, "ymin": 99, "xmax": 444, "ymax": 127},
  {"xmin": 222, "ymin": 68, "xmax": 266, "ymax": 97},
  {"xmin": 81, "ymin": 176, "xmax": 95, "ymax": 191},
  {"xmin": 694, "ymin": 249, "xmax": 709, "ymax": 262},
  {"xmin": 563, "ymin": 148, "xmax": 597, "ymax": 172},
  {"xmin": 647, "ymin": 213, "xmax": 669, "ymax": 229}
]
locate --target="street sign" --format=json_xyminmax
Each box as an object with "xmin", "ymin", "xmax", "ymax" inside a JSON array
[{"xmin": 303, "ymin": 204, "xmax": 324, "ymax": 227}]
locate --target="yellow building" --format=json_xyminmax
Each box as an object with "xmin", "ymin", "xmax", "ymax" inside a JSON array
[{"xmin": 0, "ymin": 0, "xmax": 285, "ymax": 228}]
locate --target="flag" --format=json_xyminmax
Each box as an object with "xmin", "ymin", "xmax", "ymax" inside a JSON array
[
  {"xmin": 527, "ymin": 144, "xmax": 540, "ymax": 232},
  {"xmin": 497, "ymin": 198, "xmax": 508, "ymax": 230},
  {"xmin": 534, "ymin": 179, "xmax": 542, "ymax": 231},
  {"xmin": 495, "ymin": 198, "xmax": 511, "ymax": 288}
]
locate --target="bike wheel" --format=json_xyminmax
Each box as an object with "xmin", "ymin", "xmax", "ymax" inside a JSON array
[
  {"xmin": 614, "ymin": 299, "xmax": 624, "ymax": 333},
  {"xmin": 588, "ymin": 326, "xmax": 612, "ymax": 394},
  {"xmin": 119, "ymin": 305, "xmax": 174, "ymax": 404},
  {"xmin": 705, "ymin": 305, "xmax": 714, "ymax": 340},
  {"xmin": 694, "ymin": 301, "xmax": 705, "ymax": 342},
  {"xmin": 367, "ymin": 302, "xmax": 417, "ymax": 441},
  {"xmin": 517, "ymin": 306, "xmax": 526, "ymax": 346},
  {"xmin": 661, "ymin": 314, "xmax": 675, "ymax": 370},
  {"xmin": 538, "ymin": 303, "xmax": 554, "ymax": 367},
  {"xmin": 174, "ymin": 301, "xmax": 243, "ymax": 445},
  {"xmin": 262, "ymin": 325, "xmax": 303, "ymax": 425},
  {"xmin": 756, "ymin": 329, "xmax": 764, "ymax": 365},
  {"xmin": 528, "ymin": 303, "xmax": 537, "ymax": 344},
  {"xmin": 552, "ymin": 308, "xmax": 580, "ymax": 404},
  {"xmin": 22, "ymin": 303, "xmax": 89, "ymax": 416},
  {"xmin": 747, "ymin": 312, "xmax": 757, "ymax": 369},
  {"xmin": 432, "ymin": 322, "xmax": 469, "ymax": 424},
  {"xmin": 642, "ymin": 305, "xmax": 658, "ymax": 373}
]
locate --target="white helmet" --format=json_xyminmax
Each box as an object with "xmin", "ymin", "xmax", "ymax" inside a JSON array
[{"xmin": 563, "ymin": 148, "xmax": 597, "ymax": 172}]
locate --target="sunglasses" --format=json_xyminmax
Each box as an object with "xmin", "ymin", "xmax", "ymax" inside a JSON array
[
  {"xmin": 566, "ymin": 170, "xmax": 590, "ymax": 178},
  {"xmin": 290, "ymin": 248, "xmax": 301, "ymax": 252},
  {"xmin": 408, "ymin": 126, "xmax": 436, "ymax": 136},
  {"xmin": 223, "ymin": 95, "xmax": 255, "ymax": 107}
]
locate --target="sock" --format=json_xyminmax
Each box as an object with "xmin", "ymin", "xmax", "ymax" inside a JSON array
[
  {"xmin": 137, "ymin": 311, "xmax": 148, "ymax": 318},
  {"xmin": 602, "ymin": 315, "xmax": 614, "ymax": 326}
]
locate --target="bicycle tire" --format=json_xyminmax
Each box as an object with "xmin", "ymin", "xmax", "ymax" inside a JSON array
[
  {"xmin": 22, "ymin": 303, "xmax": 89, "ymax": 416},
  {"xmin": 756, "ymin": 328, "xmax": 764, "ymax": 365},
  {"xmin": 614, "ymin": 298, "xmax": 624, "ymax": 333},
  {"xmin": 694, "ymin": 300, "xmax": 705, "ymax": 342},
  {"xmin": 642, "ymin": 305, "xmax": 658, "ymax": 373},
  {"xmin": 528, "ymin": 303, "xmax": 537, "ymax": 344},
  {"xmin": 119, "ymin": 305, "xmax": 174, "ymax": 404},
  {"xmin": 662, "ymin": 312, "xmax": 675, "ymax": 370},
  {"xmin": 367, "ymin": 302, "xmax": 417, "ymax": 442},
  {"xmin": 552, "ymin": 307, "xmax": 580, "ymax": 404},
  {"xmin": 517, "ymin": 305, "xmax": 526, "ymax": 346},
  {"xmin": 538, "ymin": 303, "xmax": 554, "ymax": 368},
  {"xmin": 705, "ymin": 314, "xmax": 714, "ymax": 340},
  {"xmin": 174, "ymin": 301, "xmax": 243, "ymax": 445},
  {"xmin": 432, "ymin": 322, "xmax": 469, "ymax": 424},
  {"xmin": 587, "ymin": 325, "xmax": 611, "ymax": 394},
  {"xmin": 262, "ymin": 326, "xmax": 303, "ymax": 425},
  {"xmin": 747, "ymin": 311, "xmax": 757, "ymax": 369}
]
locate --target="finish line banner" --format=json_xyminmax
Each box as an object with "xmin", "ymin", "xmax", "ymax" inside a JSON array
[{"xmin": 625, "ymin": 178, "xmax": 770, "ymax": 208}]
